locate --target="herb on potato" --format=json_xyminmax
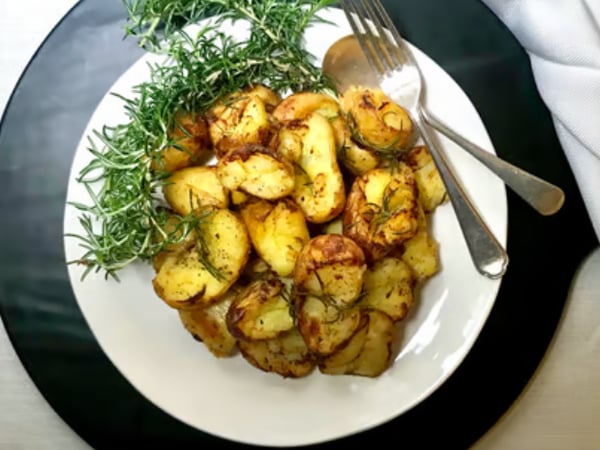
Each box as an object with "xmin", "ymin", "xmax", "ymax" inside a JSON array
[{"xmin": 69, "ymin": 0, "xmax": 335, "ymax": 280}]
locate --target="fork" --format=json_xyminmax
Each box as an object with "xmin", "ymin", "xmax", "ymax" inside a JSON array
[{"xmin": 340, "ymin": 0, "xmax": 509, "ymax": 279}]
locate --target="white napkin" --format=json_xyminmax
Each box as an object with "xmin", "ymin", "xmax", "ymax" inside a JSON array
[{"xmin": 482, "ymin": 0, "xmax": 600, "ymax": 242}]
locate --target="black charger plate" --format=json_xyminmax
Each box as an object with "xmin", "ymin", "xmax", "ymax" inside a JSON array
[{"xmin": 0, "ymin": 1, "xmax": 596, "ymax": 449}]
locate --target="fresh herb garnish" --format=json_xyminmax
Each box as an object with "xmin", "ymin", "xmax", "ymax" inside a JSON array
[{"xmin": 69, "ymin": 0, "xmax": 336, "ymax": 280}]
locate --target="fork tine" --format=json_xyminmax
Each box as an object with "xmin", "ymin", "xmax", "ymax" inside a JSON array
[
  {"xmin": 340, "ymin": 0, "xmax": 387, "ymax": 76},
  {"xmin": 357, "ymin": 0, "xmax": 404, "ymax": 68},
  {"xmin": 370, "ymin": 0, "xmax": 409, "ymax": 63}
]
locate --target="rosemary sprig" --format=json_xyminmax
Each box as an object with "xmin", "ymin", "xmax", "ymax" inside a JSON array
[{"xmin": 69, "ymin": 0, "xmax": 336, "ymax": 280}]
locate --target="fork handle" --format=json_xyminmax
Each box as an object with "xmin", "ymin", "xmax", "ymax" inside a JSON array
[
  {"xmin": 415, "ymin": 109, "xmax": 509, "ymax": 279},
  {"xmin": 421, "ymin": 108, "xmax": 565, "ymax": 216}
]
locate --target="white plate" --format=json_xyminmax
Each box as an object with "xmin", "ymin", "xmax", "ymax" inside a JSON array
[{"xmin": 63, "ymin": 7, "xmax": 507, "ymax": 447}]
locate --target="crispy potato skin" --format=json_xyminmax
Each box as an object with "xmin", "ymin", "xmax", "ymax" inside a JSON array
[
  {"xmin": 341, "ymin": 86, "xmax": 413, "ymax": 151},
  {"xmin": 152, "ymin": 209, "xmax": 250, "ymax": 309},
  {"xmin": 295, "ymin": 295, "xmax": 362, "ymax": 356},
  {"xmin": 404, "ymin": 146, "xmax": 447, "ymax": 212},
  {"xmin": 278, "ymin": 113, "xmax": 346, "ymax": 223},
  {"xmin": 226, "ymin": 277, "xmax": 294, "ymax": 341},
  {"xmin": 238, "ymin": 329, "xmax": 315, "ymax": 378},
  {"xmin": 343, "ymin": 165, "xmax": 419, "ymax": 262},
  {"xmin": 345, "ymin": 310, "xmax": 395, "ymax": 377},
  {"xmin": 152, "ymin": 112, "xmax": 211, "ymax": 173},
  {"xmin": 179, "ymin": 290, "xmax": 238, "ymax": 357},
  {"xmin": 208, "ymin": 93, "xmax": 271, "ymax": 158},
  {"xmin": 240, "ymin": 198, "xmax": 310, "ymax": 277},
  {"xmin": 319, "ymin": 314, "xmax": 369, "ymax": 375},
  {"xmin": 294, "ymin": 234, "xmax": 366, "ymax": 308},
  {"xmin": 164, "ymin": 166, "xmax": 229, "ymax": 216},
  {"xmin": 361, "ymin": 257, "xmax": 415, "ymax": 322},
  {"xmin": 217, "ymin": 144, "xmax": 295, "ymax": 200}
]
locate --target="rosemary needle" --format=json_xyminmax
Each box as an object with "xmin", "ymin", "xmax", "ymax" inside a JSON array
[{"xmin": 69, "ymin": 0, "xmax": 336, "ymax": 280}]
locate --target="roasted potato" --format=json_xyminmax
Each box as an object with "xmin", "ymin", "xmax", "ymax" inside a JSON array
[
  {"xmin": 361, "ymin": 257, "xmax": 415, "ymax": 322},
  {"xmin": 238, "ymin": 328, "xmax": 315, "ymax": 378},
  {"xmin": 217, "ymin": 144, "xmax": 295, "ymax": 200},
  {"xmin": 319, "ymin": 314, "xmax": 369, "ymax": 375},
  {"xmin": 152, "ymin": 208, "xmax": 250, "ymax": 309},
  {"xmin": 341, "ymin": 86, "xmax": 413, "ymax": 151},
  {"xmin": 343, "ymin": 165, "xmax": 419, "ymax": 261},
  {"xmin": 278, "ymin": 113, "xmax": 345, "ymax": 223},
  {"xmin": 152, "ymin": 213, "xmax": 197, "ymax": 272},
  {"xmin": 240, "ymin": 198, "xmax": 310, "ymax": 277},
  {"xmin": 404, "ymin": 146, "xmax": 447, "ymax": 212},
  {"xmin": 338, "ymin": 310, "xmax": 395, "ymax": 377},
  {"xmin": 398, "ymin": 206, "xmax": 440, "ymax": 281},
  {"xmin": 178, "ymin": 289, "xmax": 238, "ymax": 357},
  {"xmin": 226, "ymin": 277, "xmax": 294, "ymax": 341},
  {"xmin": 151, "ymin": 111, "xmax": 211, "ymax": 173},
  {"xmin": 244, "ymin": 84, "xmax": 281, "ymax": 111},
  {"xmin": 338, "ymin": 140, "xmax": 380, "ymax": 176},
  {"xmin": 273, "ymin": 91, "xmax": 379, "ymax": 176},
  {"xmin": 295, "ymin": 294, "xmax": 362, "ymax": 356},
  {"xmin": 322, "ymin": 217, "xmax": 343, "ymax": 235},
  {"xmin": 294, "ymin": 234, "xmax": 366, "ymax": 308},
  {"xmin": 163, "ymin": 166, "xmax": 229, "ymax": 216},
  {"xmin": 208, "ymin": 92, "xmax": 271, "ymax": 158}
]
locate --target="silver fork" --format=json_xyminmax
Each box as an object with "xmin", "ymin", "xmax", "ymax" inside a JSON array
[{"xmin": 340, "ymin": 0, "xmax": 509, "ymax": 279}]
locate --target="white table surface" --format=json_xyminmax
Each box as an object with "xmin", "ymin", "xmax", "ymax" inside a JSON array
[{"xmin": 1, "ymin": 2, "xmax": 599, "ymax": 449}]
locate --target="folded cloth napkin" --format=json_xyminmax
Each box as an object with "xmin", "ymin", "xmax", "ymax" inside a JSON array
[{"xmin": 482, "ymin": 0, "xmax": 600, "ymax": 242}]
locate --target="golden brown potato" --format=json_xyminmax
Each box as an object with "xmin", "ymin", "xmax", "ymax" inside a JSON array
[
  {"xmin": 178, "ymin": 289, "xmax": 238, "ymax": 357},
  {"xmin": 340, "ymin": 310, "xmax": 395, "ymax": 377},
  {"xmin": 244, "ymin": 84, "xmax": 281, "ymax": 111},
  {"xmin": 343, "ymin": 165, "xmax": 419, "ymax": 262},
  {"xmin": 163, "ymin": 166, "xmax": 229, "ymax": 216},
  {"xmin": 226, "ymin": 277, "xmax": 294, "ymax": 341},
  {"xmin": 240, "ymin": 198, "xmax": 310, "ymax": 277},
  {"xmin": 361, "ymin": 257, "xmax": 415, "ymax": 322},
  {"xmin": 278, "ymin": 113, "xmax": 345, "ymax": 223},
  {"xmin": 152, "ymin": 112, "xmax": 211, "ymax": 173},
  {"xmin": 319, "ymin": 314, "xmax": 369, "ymax": 375},
  {"xmin": 152, "ymin": 208, "xmax": 250, "ymax": 309},
  {"xmin": 341, "ymin": 86, "xmax": 413, "ymax": 152},
  {"xmin": 398, "ymin": 206, "xmax": 440, "ymax": 281},
  {"xmin": 152, "ymin": 213, "xmax": 197, "ymax": 272},
  {"xmin": 404, "ymin": 146, "xmax": 447, "ymax": 212},
  {"xmin": 208, "ymin": 93, "xmax": 271, "ymax": 158},
  {"xmin": 238, "ymin": 328, "xmax": 315, "ymax": 378},
  {"xmin": 294, "ymin": 234, "xmax": 366, "ymax": 308},
  {"xmin": 295, "ymin": 294, "xmax": 362, "ymax": 356},
  {"xmin": 216, "ymin": 144, "xmax": 295, "ymax": 200},
  {"xmin": 273, "ymin": 91, "xmax": 379, "ymax": 176},
  {"xmin": 338, "ymin": 140, "xmax": 380, "ymax": 176}
]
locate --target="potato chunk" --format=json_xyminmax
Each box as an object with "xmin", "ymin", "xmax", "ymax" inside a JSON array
[
  {"xmin": 343, "ymin": 165, "xmax": 419, "ymax": 262},
  {"xmin": 278, "ymin": 113, "xmax": 345, "ymax": 223},
  {"xmin": 342, "ymin": 310, "xmax": 395, "ymax": 377},
  {"xmin": 238, "ymin": 329, "xmax": 315, "ymax": 378},
  {"xmin": 295, "ymin": 295, "xmax": 362, "ymax": 356},
  {"xmin": 217, "ymin": 144, "xmax": 294, "ymax": 200},
  {"xmin": 294, "ymin": 234, "xmax": 366, "ymax": 308},
  {"xmin": 341, "ymin": 86, "xmax": 413, "ymax": 151},
  {"xmin": 398, "ymin": 206, "xmax": 440, "ymax": 281},
  {"xmin": 240, "ymin": 199, "xmax": 310, "ymax": 277},
  {"xmin": 163, "ymin": 166, "xmax": 229, "ymax": 216},
  {"xmin": 404, "ymin": 146, "xmax": 447, "ymax": 212},
  {"xmin": 319, "ymin": 314, "xmax": 369, "ymax": 375},
  {"xmin": 208, "ymin": 93, "xmax": 270, "ymax": 158},
  {"xmin": 226, "ymin": 277, "xmax": 294, "ymax": 341},
  {"xmin": 361, "ymin": 257, "xmax": 415, "ymax": 322},
  {"xmin": 152, "ymin": 209, "xmax": 250, "ymax": 309},
  {"xmin": 152, "ymin": 112, "xmax": 211, "ymax": 173},
  {"xmin": 178, "ymin": 290, "xmax": 238, "ymax": 357}
]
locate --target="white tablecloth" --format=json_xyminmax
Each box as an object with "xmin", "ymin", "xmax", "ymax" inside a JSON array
[{"xmin": 1, "ymin": 2, "xmax": 599, "ymax": 449}]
